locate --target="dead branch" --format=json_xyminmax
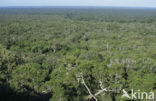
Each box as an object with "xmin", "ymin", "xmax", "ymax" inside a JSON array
[
  {"xmin": 80, "ymin": 74, "xmax": 119, "ymax": 101},
  {"xmin": 81, "ymin": 75, "xmax": 98, "ymax": 101},
  {"xmin": 87, "ymin": 88, "xmax": 118, "ymax": 99}
]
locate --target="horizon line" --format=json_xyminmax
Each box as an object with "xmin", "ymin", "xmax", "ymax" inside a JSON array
[{"xmin": 0, "ymin": 5, "xmax": 156, "ymax": 8}]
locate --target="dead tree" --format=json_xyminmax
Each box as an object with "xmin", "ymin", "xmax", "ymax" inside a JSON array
[{"xmin": 79, "ymin": 74, "xmax": 119, "ymax": 101}]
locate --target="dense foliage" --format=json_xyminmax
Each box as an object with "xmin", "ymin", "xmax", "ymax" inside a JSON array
[{"xmin": 0, "ymin": 7, "xmax": 156, "ymax": 101}]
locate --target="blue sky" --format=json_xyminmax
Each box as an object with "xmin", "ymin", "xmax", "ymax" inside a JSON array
[{"xmin": 1, "ymin": 0, "xmax": 156, "ymax": 7}]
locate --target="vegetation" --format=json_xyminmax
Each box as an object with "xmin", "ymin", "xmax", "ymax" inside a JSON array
[{"xmin": 0, "ymin": 7, "xmax": 156, "ymax": 101}]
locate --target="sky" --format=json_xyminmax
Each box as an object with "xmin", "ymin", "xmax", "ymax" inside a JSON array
[{"xmin": 1, "ymin": 0, "xmax": 156, "ymax": 8}]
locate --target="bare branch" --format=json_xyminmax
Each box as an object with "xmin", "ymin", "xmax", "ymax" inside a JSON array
[
  {"xmin": 79, "ymin": 74, "xmax": 119, "ymax": 101},
  {"xmin": 81, "ymin": 75, "xmax": 98, "ymax": 101},
  {"xmin": 99, "ymin": 80, "xmax": 104, "ymax": 89},
  {"xmin": 87, "ymin": 88, "xmax": 118, "ymax": 99}
]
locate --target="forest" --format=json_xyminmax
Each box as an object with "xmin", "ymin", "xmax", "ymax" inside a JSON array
[{"xmin": 0, "ymin": 7, "xmax": 156, "ymax": 101}]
